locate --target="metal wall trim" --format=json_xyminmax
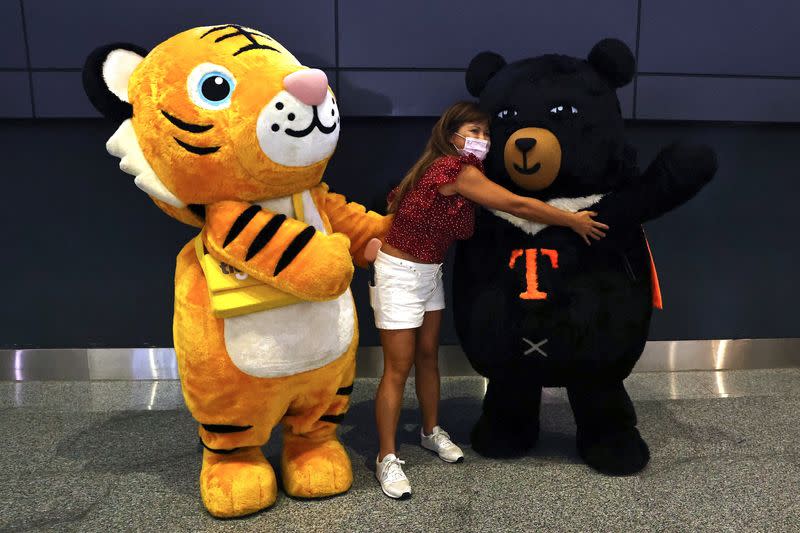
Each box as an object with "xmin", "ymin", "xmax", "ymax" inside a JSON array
[{"xmin": 1, "ymin": 339, "xmax": 798, "ymax": 381}]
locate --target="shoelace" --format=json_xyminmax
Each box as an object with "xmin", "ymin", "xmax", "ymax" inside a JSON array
[
  {"xmin": 381, "ymin": 457, "xmax": 407, "ymax": 484},
  {"xmin": 430, "ymin": 430, "xmax": 456, "ymax": 450}
]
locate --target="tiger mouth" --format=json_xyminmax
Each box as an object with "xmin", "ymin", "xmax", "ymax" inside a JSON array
[{"xmin": 285, "ymin": 106, "xmax": 337, "ymax": 138}]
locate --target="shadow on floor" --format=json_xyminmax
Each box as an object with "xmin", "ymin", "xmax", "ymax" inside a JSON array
[{"xmin": 54, "ymin": 391, "xmax": 587, "ymax": 504}]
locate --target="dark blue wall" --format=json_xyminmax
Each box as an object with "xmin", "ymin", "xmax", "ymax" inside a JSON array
[
  {"xmin": 3, "ymin": 0, "xmax": 800, "ymax": 121},
  {"xmin": 1, "ymin": 118, "xmax": 797, "ymax": 348},
  {"xmin": 1, "ymin": 1, "xmax": 798, "ymax": 347}
]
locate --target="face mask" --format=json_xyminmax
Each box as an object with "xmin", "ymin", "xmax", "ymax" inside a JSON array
[{"xmin": 454, "ymin": 133, "xmax": 490, "ymax": 161}]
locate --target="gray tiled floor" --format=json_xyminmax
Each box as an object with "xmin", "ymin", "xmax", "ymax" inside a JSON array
[{"xmin": 1, "ymin": 370, "xmax": 799, "ymax": 532}]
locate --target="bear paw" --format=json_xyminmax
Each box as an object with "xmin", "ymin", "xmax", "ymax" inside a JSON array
[
  {"xmin": 662, "ymin": 142, "xmax": 718, "ymax": 190},
  {"xmin": 577, "ymin": 427, "xmax": 650, "ymax": 476},
  {"xmin": 470, "ymin": 413, "xmax": 538, "ymax": 458},
  {"xmin": 281, "ymin": 435, "xmax": 353, "ymax": 498},
  {"xmin": 200, "ymin": 447, "xmax": 277, "ymax": 518}
]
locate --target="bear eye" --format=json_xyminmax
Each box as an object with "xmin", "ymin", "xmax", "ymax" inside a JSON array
[
  {"xmin": 187, "ymin": 63, "xmax": 237, "ymax": 110},
  {"xmin": 496, "ymin": 108, "xmax": 518, "ymax": 120},
  {"xmin": 550, "ymin": 104, "xmax": 578, "ymax": 117}
]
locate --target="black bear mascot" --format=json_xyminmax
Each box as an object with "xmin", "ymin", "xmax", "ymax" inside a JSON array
[{"xmin": 454, "ymin": 39, "xmax": 718, "ymax": 475}]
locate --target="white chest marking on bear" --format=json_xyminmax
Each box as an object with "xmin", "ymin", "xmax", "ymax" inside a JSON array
[
  {"xmin": 489, "ymin": 194, "xmax": 605, "ymax": 236},
  {"xmin": 223, "ymin": 190, "xmax": 355, "ymax": 378}
]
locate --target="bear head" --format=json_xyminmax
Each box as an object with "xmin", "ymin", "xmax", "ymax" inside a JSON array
[{"xmin": 466, "ymin": 38, "xmax": 636, "ymax": 200}]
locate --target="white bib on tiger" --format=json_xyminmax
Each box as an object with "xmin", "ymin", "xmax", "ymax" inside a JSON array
[{"xmin": 222, "ymin": 190, "xmax": 355, "ymax": 377}]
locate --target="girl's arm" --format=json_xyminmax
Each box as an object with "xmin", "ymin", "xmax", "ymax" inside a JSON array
[{"xmin": 444, "ymin": 165, "xmax": 609, "ymax": 244}]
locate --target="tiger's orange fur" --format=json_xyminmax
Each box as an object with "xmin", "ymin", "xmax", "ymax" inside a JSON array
[{"xmin": 94, "ymin": 25, "xmax": 391, "ymax": 517}]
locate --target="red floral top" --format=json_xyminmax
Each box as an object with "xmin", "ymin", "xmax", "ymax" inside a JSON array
[{"xmin": 384, "ymin": 153, "xmax": 484, "ymax": 263}]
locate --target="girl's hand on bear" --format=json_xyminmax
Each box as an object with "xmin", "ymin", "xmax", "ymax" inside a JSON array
[{"xmin": 569, "ymin": 211, "xmax": 609, "ymax": 245}]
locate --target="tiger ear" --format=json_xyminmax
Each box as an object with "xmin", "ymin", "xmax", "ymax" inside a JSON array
[{"xmin": 82, "ymin": 43, "xmax": 148, "ymax": 121}]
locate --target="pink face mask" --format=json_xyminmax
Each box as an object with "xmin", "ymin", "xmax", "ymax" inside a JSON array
[{"xmin": 454, "ymin": 133, "xmax": 490, "ymax": 161}]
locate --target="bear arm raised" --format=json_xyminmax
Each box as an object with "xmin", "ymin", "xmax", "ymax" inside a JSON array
[{"xmin": 594, "ymin": 143, "xmax": 717, "ymax": 227}]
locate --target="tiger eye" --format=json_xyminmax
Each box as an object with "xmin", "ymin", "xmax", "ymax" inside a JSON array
[{"xmin": 201, "ymin": 76, "xmax": 230, "ymax": 102}]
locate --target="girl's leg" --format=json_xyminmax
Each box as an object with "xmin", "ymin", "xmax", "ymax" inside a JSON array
[
  {"xmin": 414, "ymin": 310, "xmax": 443, "ymax": 435},
  {"xmin": 375, "ymin": 328, "xmax": 417, "ymax": 460}
]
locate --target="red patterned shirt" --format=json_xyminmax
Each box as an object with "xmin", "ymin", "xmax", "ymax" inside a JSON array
[{"xmin": 384, "ymin": 153, "xmax": 484, "ymax": 263}]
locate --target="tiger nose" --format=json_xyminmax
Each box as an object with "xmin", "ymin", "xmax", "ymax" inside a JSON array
[{"xmin": 283, "ymin": 69, "xmax": 329, "ymax": 106}]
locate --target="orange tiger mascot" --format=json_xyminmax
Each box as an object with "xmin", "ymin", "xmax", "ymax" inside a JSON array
[{"xmin": 83, "ymin": 25, "xmax": 391, "ymax": 518}]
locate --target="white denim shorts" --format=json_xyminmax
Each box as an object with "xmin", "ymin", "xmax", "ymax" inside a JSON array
[{"xmin": 369, "ymin": 249, "xmax": 445, "ymax": 330}]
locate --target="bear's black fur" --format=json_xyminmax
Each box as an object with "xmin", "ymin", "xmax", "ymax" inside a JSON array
[{"xmin": 454, "ymin": 39, "xmax": 717, "ymax": 475}]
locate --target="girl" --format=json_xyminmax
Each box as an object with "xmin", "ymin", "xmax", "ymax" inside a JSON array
[{"xmin": 370, "ymin": 101, "xmax": 608, "ymax": 499}]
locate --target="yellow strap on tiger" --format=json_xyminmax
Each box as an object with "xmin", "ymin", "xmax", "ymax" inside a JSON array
[{"xmin": 196, "ymin": 193, "xmax": 306, "ymax": 318}]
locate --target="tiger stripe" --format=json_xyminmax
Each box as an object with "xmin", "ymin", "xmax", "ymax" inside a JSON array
[
  {"xmin": 274, "ymin": 226, "xmax": 316, "ymax": 275},
  {"xmin": 245, "ymin": 214, "xmax": 286, "ymax": 260},
  {"xmin": 223, "ymin": 205, "xmax": 261, "ymax": 247},
  {"xmin": 202, "ymin": 423, "xmax": 253, "ymax": 434},
  {"xmin": 319, "ymin": 413, "xmax": 345, "ymax": 424},
  {"xmin": 336, "ymin": 384, "xmax": 353, "ymax": 395},
  {"xmin": 174, "ymin": 137, "xmax": 220, "ymax": 155},
  {"xmin": 161, "ymin": 110, "xmax": 213, "ymax": 133},
  {"xmin": 200, "ymin": 439, "xmax": 240, "ymax": 455},
  {"xmin": 318, "ymin": 387, "xmax": 351, "ymax": 426}
]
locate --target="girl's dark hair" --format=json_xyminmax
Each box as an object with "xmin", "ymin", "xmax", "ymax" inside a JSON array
[{"xmin": 387, "ymin": 101, "xmax": 490, "ymax": 213}]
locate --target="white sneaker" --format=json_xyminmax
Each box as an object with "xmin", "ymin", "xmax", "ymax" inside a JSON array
[
  {"xmin": 375, "ymin": 453, "xmax": 412, "ymax": 499},
  {"xmin": 420, "ymin": 426, "xmax": 464, "ymax": 463}
]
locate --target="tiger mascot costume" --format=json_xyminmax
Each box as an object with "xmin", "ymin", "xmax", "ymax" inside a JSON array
[{"xmin": 82, "ymin": 25, "xmax": 391, "ymax": 517}]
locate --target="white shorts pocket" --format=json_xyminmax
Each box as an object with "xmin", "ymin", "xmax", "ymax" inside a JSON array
[{"xmin": 368, "ymin": 283, "xmax": 379, "ymax": 310}]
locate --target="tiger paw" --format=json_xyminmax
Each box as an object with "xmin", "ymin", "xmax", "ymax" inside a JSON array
[
  {"xmin": 200, "ymin": 447, "xmax": 277, "ymax": 518},
  {"xmin": 281, "ymin": 435, "xmax": 353, "ymax": 498}
]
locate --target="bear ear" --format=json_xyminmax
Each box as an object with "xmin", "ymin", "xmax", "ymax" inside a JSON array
[
  {"xmin": 82, "ymin": 43, "xmax": 148, "ymax": 121},
  {"xmin": 466, "ymin": 51, "xmax": 507, "ymax": 97},
  {"xmin": 587, "ymin": 38, "xmax": 635, "ymax": 89}
]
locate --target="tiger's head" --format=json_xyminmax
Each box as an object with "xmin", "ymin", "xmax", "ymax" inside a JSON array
[{"xmin": 83, "ymin": 25, "xmax": 340, "ymax": 227}]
